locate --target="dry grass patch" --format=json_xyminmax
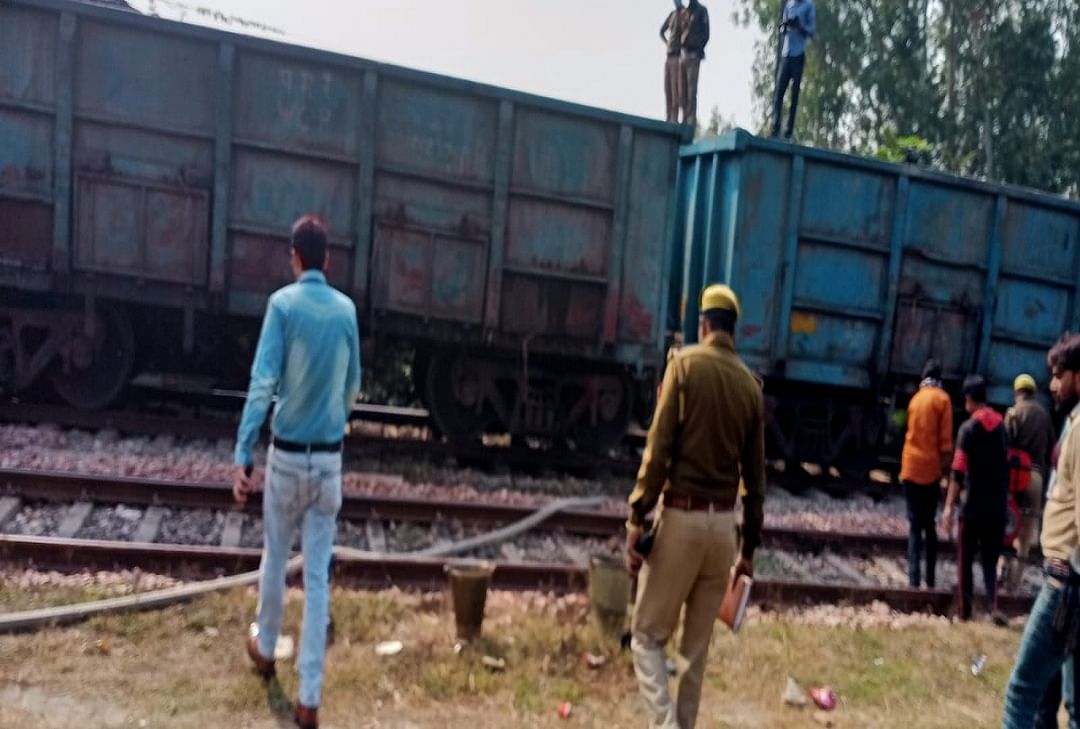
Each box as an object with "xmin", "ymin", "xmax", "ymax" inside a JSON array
[{"xmin": 0, "ymin": 580, "xmax": 1027, "ymax": 728}]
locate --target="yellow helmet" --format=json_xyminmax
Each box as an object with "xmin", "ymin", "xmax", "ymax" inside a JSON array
[
  {"xmin": 700, "ymin": 283, "xmax": 741, "ymax": 319},
  {"xmin": 1013, "ymin": 373, "xmax": 1037, "ymax": 393}
]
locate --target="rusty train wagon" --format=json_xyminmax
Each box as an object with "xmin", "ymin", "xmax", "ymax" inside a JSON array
[
  {"xmin": 675, "ymin": 131, "xmax": 1080, "ymax": 475},
  {"xmin": 0, "ymin": 0, "xmax": 686, "ymax": 449}
]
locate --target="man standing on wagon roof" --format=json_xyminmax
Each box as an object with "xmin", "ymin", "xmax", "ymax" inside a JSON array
[
  {"xmin": 660, "ymin": 0, "xmax": 686, "ymax": 123},
  {"xmin": 679, "ymin": 0, "xmax": 710, "ymax": 129}
]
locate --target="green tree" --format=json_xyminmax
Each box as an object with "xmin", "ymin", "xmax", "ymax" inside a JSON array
[
  {"xmin": 736, "ymin": 0, "xmax": 1080, "ymax": 197},
  {"xmin": 697, "ymin": 106, "xmax": 737, "ymax": 139}
]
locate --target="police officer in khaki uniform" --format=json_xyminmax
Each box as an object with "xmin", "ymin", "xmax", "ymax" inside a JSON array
[{"xmin": 625, "ymin": 284, "xmax": 766, "ymax": 729}]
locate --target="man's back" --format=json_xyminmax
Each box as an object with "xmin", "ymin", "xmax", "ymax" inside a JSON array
[
  {"xmin": 955, "ymin": 408, "xmax": 1009, "ymax": 521},
  {"xmin": 672, "ymin": 339, "xmax": 761, "ymax": 493},
  {"xmin": 234, "ymin": 270, "xmax": 361, "ymax": 466},
  {"xmin": 270, "ymin": 274, "xmax": 358, "ymax": 440},
  {"xmin": 1005, "ymin": 398, "xmax": 1054, "ymax": 473},
  {"xmin": 901, "ymin": 386, "xmax": 953, "ymax": 484}
]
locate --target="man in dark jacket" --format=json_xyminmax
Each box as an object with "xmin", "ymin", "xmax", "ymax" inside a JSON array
[
  {"xmin": 679, "ymin": 0, "xmax": 709, "ymax": 128},
  {"xmin": 943, "ymin": 375, "xmax": 1009, "ymax": 621},
  {"xmin": 660, "ymin": 1, "xmax": 685, "ymax": 123}
]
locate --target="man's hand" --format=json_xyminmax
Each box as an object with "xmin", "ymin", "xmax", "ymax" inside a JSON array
[
  {"xmin": 625, "ymin": 527, "xmax": 645, "ymax": 574},
  {"xmin": 941, "ymin": 505, "xmax": 955, "ymax": 538},
  {"xmin": 233, "ymin": 465, "xmax": 254, "ymax": 505},
  {"xmin": 734, "ymin": 557, "xmax": 754, "ymax": 581}
]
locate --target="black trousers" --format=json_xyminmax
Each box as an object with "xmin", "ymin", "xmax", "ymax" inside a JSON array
[
  {"xmin": 958, "ymin": 517, "xmax": 1005, "ymax": 619},
  {"xmin": 771, "ymin": 53, "xmax": 805, "ymax": 138},
  {"xmin": 904, "ymin": 481, "xmax": 939, "ymax": 587}
]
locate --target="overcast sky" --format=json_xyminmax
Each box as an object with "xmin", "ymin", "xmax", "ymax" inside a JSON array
[{"xmin": 129, "ymin": 0, "xmax": 762, "ymax": 128}]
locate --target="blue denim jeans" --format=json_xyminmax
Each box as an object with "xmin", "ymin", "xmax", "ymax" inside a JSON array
[
  {"xmin": 255, "ymin": 446, "xmax": 342, "ymax": 708},
  {"xmin": 1003, "ymin": 578, "xmax": 1078, "ymax": 729}
]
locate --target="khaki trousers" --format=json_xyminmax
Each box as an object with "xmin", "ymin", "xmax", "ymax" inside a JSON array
[
  {"xmin": 632, "ymin": 506, "xmax": 736, "ymax": 729},
  {"xmin": 1005, "ymin": 471, "xmax": 1044, "ymax": 592},
  {"xmin": 664, "ymin": 55, "xmax": 682, "ymax": 123},
  {"xmin": 680, "ymin": 53, "xmax": 702, "ymax": 129}
]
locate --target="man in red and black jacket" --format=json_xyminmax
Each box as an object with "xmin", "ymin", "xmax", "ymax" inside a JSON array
[{"xmin": 943, "ymin": 374, "xmax": 1009, "ymax": 621}]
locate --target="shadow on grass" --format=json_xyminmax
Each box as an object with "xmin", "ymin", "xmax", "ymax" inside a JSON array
[{"xmin": 263, "ymin": 675, "xmax": 296, "ymax": 727}]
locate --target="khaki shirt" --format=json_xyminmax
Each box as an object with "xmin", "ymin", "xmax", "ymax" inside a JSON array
[
  {"xmin": 1005, "ymin": 398, "xmax": 1054, "ymax": 475},
  {"xmin": 628, "ymin": 332, "xmax": 766, "ymax": 558},
  {"xmin": 1043, "ymin": 403, "xmax": 1080, "ymax": 562}
]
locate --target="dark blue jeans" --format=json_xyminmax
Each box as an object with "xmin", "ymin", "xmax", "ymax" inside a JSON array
[
  {"xmin": 1003, "ymin": 579, "xmax": 1078, "ymax": 728},
  {"xmin": 904, "ymin": 480, "xmax": 939, "ymax": 587}
]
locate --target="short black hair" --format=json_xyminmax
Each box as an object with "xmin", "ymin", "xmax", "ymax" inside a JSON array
[
  {"xmin": 963, "ymin": 374, "xmax": 987, "ymax": 403},
  {"xmin": 922, "ymin": 358, "xmax": 942, "ymax": 380},
  {"xmin": 1048, "ymin": 333, "xmax": 1080, "ymax": 373},
  {"xmin": 703, "ymin": 308, "xmax": 737, "ymax": 335},
  {"xmin": 291, "ymin": 215, "xmax": 328, "ymax": 270}
]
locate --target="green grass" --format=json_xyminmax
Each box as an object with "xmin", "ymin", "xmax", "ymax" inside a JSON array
[{"xmin": 0, "ymin": 580, "xmax": 1030, "ymax": 728}]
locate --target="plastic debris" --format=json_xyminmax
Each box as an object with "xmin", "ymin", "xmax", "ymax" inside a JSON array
[
  {"xmin": 481, "ymin": 655, "xmax": 507, "ymax": 672},
  {"xmin": 581, "ymin": 652, "xmax": 607, "ymax": 669},
  {"xmin": 82, "ymin": 639, "xmax": 111, "ymax": 656},
  {"xmin": 809, "ymin": 687, "xmax": 837, "ymax": 711},
  {"xmin": 374, "ymin": 640, "xmax": 403, "ymax": 657},
  {"xmin": 557, "ymin": 701, "xmax": 573, "ymax": 719},
  {"xmin": 873, "ymin": 657, "xmax": 885, "ymax": 667},
  {"xmin": 971, "ymin": 655, "xmax": 986, "ymax": 676},
  {"xmin": 783, "ymin": 677, "xmax": 808, "ymax": 707},
  {"xmin": 274, "ymin": 634, "xmax": 295, "ymax": 661}
]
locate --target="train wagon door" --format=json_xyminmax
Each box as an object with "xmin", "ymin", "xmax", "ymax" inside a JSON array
[{"xmin": 889, "ymin": 297, "xmax": 980, "ymax": 379}]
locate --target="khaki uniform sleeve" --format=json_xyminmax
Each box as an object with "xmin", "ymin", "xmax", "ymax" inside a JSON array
[
  {"xmin": 739, "ymin": 388, "xmax": 766, "ymax": 559},
  {"xmin": 627, "ymin": 357, "xmax": 681, "ymax": 527}
]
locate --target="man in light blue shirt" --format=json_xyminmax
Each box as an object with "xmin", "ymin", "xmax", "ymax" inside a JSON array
[
  {"xmin": 770, "ymin": 0, "xmax": 816, "ymax": 139},
  {"xmin": 233, "ymin": 215, "xmax": 360, "ymax": 729}
]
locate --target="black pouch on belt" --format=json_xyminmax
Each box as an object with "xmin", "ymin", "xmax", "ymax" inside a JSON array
[
  {"xmin": 1052, "ymin": 556, "xmax": 1080, "ymax": 654},
  {"xmin": 637, "ymin": 528, "xmax": 656, "ymax": 557}
]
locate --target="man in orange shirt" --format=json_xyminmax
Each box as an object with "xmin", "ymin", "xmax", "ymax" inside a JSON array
[{"xmin": 899, "ymin": 359, "xmax": 954, "ymax": 588}]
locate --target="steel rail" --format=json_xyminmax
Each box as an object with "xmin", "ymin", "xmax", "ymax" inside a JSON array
[{"xmin": 0, "ymin": 534, "xmax": 1035, "ymax": 616}]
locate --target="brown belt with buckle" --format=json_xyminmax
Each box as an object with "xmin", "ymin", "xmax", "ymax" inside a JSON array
[{"xmin": 663, "ymin": 490, "xmax": 736, "ymax": 513}]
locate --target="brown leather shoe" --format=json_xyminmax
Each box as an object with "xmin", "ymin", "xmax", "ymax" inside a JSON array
[
  {"xmin": 246, "ymin": 624, "xmax": 275, "ymax": 678},
  {"xmin": 294, "ymin": 703, "xmax": 318, "ymax": 729}
]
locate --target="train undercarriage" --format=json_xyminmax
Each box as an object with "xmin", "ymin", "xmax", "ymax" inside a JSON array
[{"xmin": 0, "ymin": 296, "xmax": 649, "ymax": 455}]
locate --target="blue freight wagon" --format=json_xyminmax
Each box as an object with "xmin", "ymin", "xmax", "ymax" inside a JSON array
[
  {"xmin": 674, "ymin": 130, "xmax": 1080, "ymax": 474},
  {"xmin": 0, "ymin": 0, "xmax": 687, "ymax": 450}
]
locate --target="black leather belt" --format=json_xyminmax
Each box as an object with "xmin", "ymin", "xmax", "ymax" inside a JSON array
[{"xmin": 272, "ymin": 437, "xmax": 342, "ymax": 454}]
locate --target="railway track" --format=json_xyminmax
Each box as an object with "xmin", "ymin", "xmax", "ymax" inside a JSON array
[
  {"xmin": 0, "ymin": 467, "xmax": 924, "ymax": 555},
  {"xmin": 0, "ymin": 468, "xmax": 1040, "ymax": 617},
  {"xmin": 0, "ymin": 401, "xmax": 640, "ymax": 478},
  {"xmin": 0, "ymin": 534, "xmax": 1036, "ymax": 617}
]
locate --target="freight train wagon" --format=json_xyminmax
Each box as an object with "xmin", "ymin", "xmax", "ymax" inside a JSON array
[
  {"xmin": 674, "ymin": 130, "xmax": 1080, "ymax": 475},
  {"xmin": 0, "ymin": 0, "xmax": 687, "ymax": 450}
]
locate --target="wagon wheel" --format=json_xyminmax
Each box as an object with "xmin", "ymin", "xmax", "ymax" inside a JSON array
[
  {"xmin": 568, "ymin": 374, "xmax": 632, "ymax": 455},
  {"xmin": 424, "ymin": 353, "xmax": 492, "ymax": 444},
  {"xmin": 0, "ymin": 327, "xmax": 15, "ymax": 392},
  {"xmin": 52, "ymin": 305, "xmax": 134, "ymax": 410}
]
